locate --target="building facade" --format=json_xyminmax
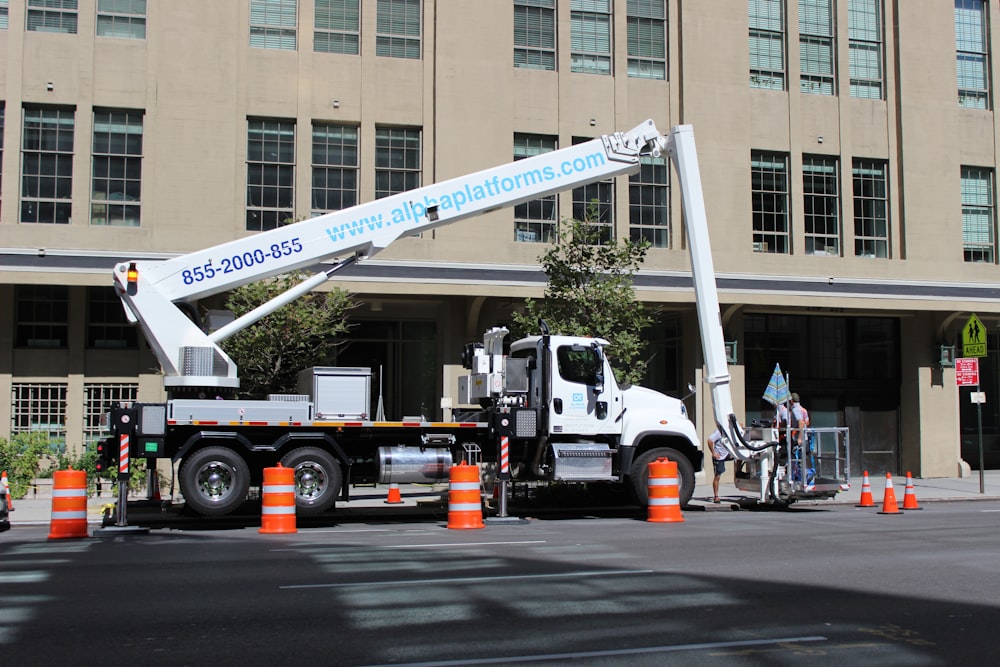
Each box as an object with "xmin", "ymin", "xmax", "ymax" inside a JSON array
[{"xmin": 1, "ymin": 0, "xmax": 999, "ymax": 477}]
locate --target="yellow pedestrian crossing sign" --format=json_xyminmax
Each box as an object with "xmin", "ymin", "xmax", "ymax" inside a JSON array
[{"xmin": 963, "ymin": 314, "xmax": 987, "ymax": 357}]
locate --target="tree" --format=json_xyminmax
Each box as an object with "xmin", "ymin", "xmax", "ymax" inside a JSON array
[
  {"xmin": 220, "ymin": 271, "xmax": 357, "ymax": 397},
  {"xmin": 512, "ymin": 215, "xmax": 652, "ymax": 386}
]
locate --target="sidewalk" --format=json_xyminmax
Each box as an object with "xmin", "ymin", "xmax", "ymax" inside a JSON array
[{"xmin": 4, "ymin": 471, "xmax": 999, "ymax": 527}]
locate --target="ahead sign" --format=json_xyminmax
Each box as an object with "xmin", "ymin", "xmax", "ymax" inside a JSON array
[
  {"xmin": 963, "ymin": 314, "xmax": 987, "ymax": 357},
  {"xmin": 956, "ymin": 357, "xmax": 980, "ymax": 386}
]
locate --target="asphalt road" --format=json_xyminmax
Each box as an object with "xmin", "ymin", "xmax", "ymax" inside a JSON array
[{"xmin": 2, "ymin": 501, "xmax": 998, "ymax": 666}]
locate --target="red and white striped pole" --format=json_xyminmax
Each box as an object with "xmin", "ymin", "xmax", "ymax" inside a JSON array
[
  {"xmin": 115, "ymin": 433, "xmax": 130, "ymax": 526},
  {"xmin": 497, "ymin": 435, "xmax": 510, "ymax": 518}
]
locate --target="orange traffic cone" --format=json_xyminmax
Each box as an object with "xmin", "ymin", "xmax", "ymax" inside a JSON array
[
  {"xmin": 901, "ymin": 471, "xmax": 922, "ymax": 510},
  {"xmin": 1, "ymin": 470, "xmax": 12, "ymax": 511},
  {"xmin": 856, "ymin": 470, "xmax": 875, "ymax": 508},
  {"xmin": 877, "ymin": 472, "xmax": 901, "ymax": 515},
  {"xmin": 385, "ymin": 482, "xmax": 404, "ymax": 504},
  {"xmin": 447, "ymin": 462, "xmax": 484, "ymax": 529},
  {"xmin": 647, "ymin": 458, "xmax": 684, "ymax": 523}
]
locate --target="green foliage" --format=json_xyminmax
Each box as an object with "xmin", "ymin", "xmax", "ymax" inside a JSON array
[
  {"xmin": 0, "ymin": 432, "xmax": 56, "ymax": 498},
  {"xmin": 512, "ymin": 216, "xmax": 652, "ymax": 386},
  {"xmin": 221, "ymin": 270, "xmax": 357, "ymax": 397}
]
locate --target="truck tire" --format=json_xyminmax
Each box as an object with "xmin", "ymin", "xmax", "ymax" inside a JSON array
[
  {"xmin": 280, "ymin": 447, "xmax": 342, "ymax": 516},
  {"xmin": 179, "ymin": 446, "xmax": 251, "ymax": 517},
  {"xmin": 629, "ymin": 448, "xmax": 696, "ymax": 508}
]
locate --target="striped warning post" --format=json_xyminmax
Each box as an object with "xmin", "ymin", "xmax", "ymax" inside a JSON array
[
  {"xmin": 447, "ymin": 462, "xmax": 484, "ymax": 529},
  {"xmin": 48, "ymin": 469, "xmax": 89, "ymax": 539},
  {"xmin": 647, "ymin": 458, "xmax": 684, "ymax": 523},
  {"xmin": 259, "ymin": 464, "xmax": 297, "ymax": 534},
  {"xmin": 855, "ymin": 470, "xmax": 876, "ymax": 507}
]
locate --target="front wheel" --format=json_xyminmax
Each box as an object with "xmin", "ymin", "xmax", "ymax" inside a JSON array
[
  {"xmin": 629, "ymin": 448, "xmax": 696, "ymax": 508},
  {"xmin": 179, "ymin": 446, "xmax": 251, "ymax": 517},
  {"xmin": 280, "ymin": 447, "xmax": 342, "ymax": 516}
]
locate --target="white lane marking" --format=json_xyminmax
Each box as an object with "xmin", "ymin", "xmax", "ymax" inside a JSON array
[
  {"xmin": 280, "ymin": 568, "xmax": 654, "ymax": 590},
  {"xmin": 355, "ymin": 636, "xmax": 829, "ymax": 667},
  {"xmin": 378, "ymin": 540, "xmax": 546, "ymax": 549}
]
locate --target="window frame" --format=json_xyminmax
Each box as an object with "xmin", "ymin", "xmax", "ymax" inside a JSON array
[
  {"xmin": 751, "ymin": 150, "xmax": 790, "ymax": 254},
  {"xmin": 514, "ymin": 0, "xmax": 557, "ymax": 71},
  {"xmin": 311, "ymin": 122, "xmax": 359, "ymax": 215},
  {"xmin": 96, "ymin": 0, "xmax": 146, "ymax": 39},
  {"xmin": 514, "ymin": 133, "xmax": 558, "ymax": 243},
  {"xmin": 749, "ymin": 0, "xmax": 786, "ymax": 90},
  {"xmin": 847, "ymin": 0, "xmax": 884, "ymax": 100},
  {"xmin": 375, "ymin": 126, "xmax": 421, "ymax": 199},
  {"xmin": 250, "ymin": 0, "xmax": 298, "ymax": 51},
  {"xmin": 802, "ymin": 155, "xmax": 840, "ymax": 256},
  {"xmin": 956, "ymin": 0, "xmax": 991, "ymax": 109},
  {"xmin": 20, "ymin": 106, "xmax": 75, "ymax": 225},
  {"xmin": 852, "ymin": 158, "xmax": 889, "ymax": 258},
  {"xmin": 314, "ymin": 0, "xmax": 360, "ymax": 55},
  {"xmin": 571, "ymin": 137, "xmax": 614, "ymax": 244},
  {"xmin": 627, "ymin": 0, "xmax": 666, "ymax": 80},
  {"xmin": 629, "ymin": 155, "xmax": 670, "ymax": 248},
  {"xmin": 961, "ymin": 165, "xmax": 996, "ymax": 263},
  {"xmin": 10, "ymin": 383, "xmax": 67, "ymax": 443},
  {"xmin": 26, "ymin": 0, "xmax": 78, "ymax": 34},
  {"xmin": 570, "ymin": 0, "xmax": 613, "ymax": 76},
  {"xmin": 799, "ymin": 0, "xmax": 835, "ymax": 95},
  {"xmin": 1, "ymin": 0, "xmax": 9, "ymax": 30},
  {"xmin": 376, "ymin": 0, "xmax": 421, "ymax": 59},
  {"xmin": 246, "ymin": 118, "xmax": 296, "ymax": 232},
  {"xmin": 91, "ymin": 109, "xmax": 143, "ymax": 227},
  {"xmin": 15, "ymin": 285, "xmax": 69, "ymax": 348}
]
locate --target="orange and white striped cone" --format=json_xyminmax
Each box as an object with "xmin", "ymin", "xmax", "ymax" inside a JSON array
[
  {"xmin": 447, "ymin": 462, "xmax": 484, "ymax": 529},
  {"xmin": 877, "ymin": 472, "xmax": 902, "ymax": 515},
  {"xmin": 385, "ymin": 482, "xmax": 404, "ymax": 504},
  {"xmin": 48, "ymin": 469, "xmax": 90, "ymax": 539},
  {"xmin": 856, "ymin": 470, "xmax": 876, "ymax": 508},
  {"xmin": 901, "ymin": 471, "xmax": 922, "ymax": 510},
  {"xmin": 647, "ymin": 458, "xmax": 684, "ymax": 523},
  {"xmin": 259, "ymin": 464, "xmax": 297, "ymax": 534},
  {"xmin": 1, "ymin": 470, "xmax": 12, "ymax": 511}
]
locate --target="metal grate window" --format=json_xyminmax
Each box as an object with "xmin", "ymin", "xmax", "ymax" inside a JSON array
[
  {"xmin": 629, "ymin": 156, "xmax": 670, "ymax": 248},
  {"xmin": 514, "ymin": 133, "xmax": 558, "ymax": 243},
  {"xmin": 246, "ymin": 118, "xmax": 295, "ymax": 231},
  {"xmin": 250, "ymin": 0, "xmax": 297, "ymax": 50},
  {"xmin": 571, "ymin": 0, "xmax": 612, "ymax": 75},
  {"xmin": 749, "ymin": 0, "xmax": 785, "ymax": 90},
  {"xmin": 16, "ymin": 285, "xmax": 68, "ymax": 348},
  {"xmin": 27, "ymin": 0, "xmax": 77, "ymax": 34},
  {"xmin": 752, "ymin": 151, "xmax": 789, "ymax": 253},
  {"xmin": 803, "ymin": 155, "xmax": 839, "ymax": 255},
  {"xmin": 627, "ymin": 0, "xmax": 666, "ymax": 80},
  {"xmin": 852, "ymin": 158, "xmax": 889, "ymax": 258},
  {"xmin": 375, "ymin": 126, "xmax": 421, "ymax": 198},
  {"xmin": 21, "ymin": 106, "xmax": 74, "ymax": 224},
  {"xmin": 91, "ymin": 109, "xmax": 143, "ymax": 226},
  {"xmin": 315, "ymin": 0, "xmax": 359, "ymax": 54},
  {"xmin": 799, "ymin": 0, "xmax": 835, "ymax": 95},
  {"xmin": 514, "ymin": 0, "xmax": 556, "ymax": 71},
  {"xmin": 87, "ymin": 286, "xmax": 138, "ymax": 349},
  {"xmin": 956, "ymin": 0, "xmax": 990, "ymax": 109},
  {"xmin": 312, "ymin": 123, "xmax": 358, "ymax": 215},
  {"xmin": 96, "ymin": 0, "xmax": 146, "ymax": 39},
  {"xmin": 376, "ymin": 0, "xmax": 421, "ymax": 59},
  {"xmin": 961, "ymin": 165, "xmax": 995, "ymax": 263},
  {"xmin": 572, "ymin": 137, "xmax": 614, "ymax": 244},
  {"xmin": 11, "ymin": 383, "xmax": 67, "ymax": 442},
  {"xmin": 84, "ymin": 383, "xmax": 137, "ymax": 444},
  {"xmin": 847, "ymin": 0, "xmax": 883, "ymax": 99}
]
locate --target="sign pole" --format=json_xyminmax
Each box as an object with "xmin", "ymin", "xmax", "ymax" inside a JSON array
[{"xmin": 977, "ymin": 382, "xmax": 985, "ymax": 494}]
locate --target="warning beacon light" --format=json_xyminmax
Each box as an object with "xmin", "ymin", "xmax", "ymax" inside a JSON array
[{"xmin": 126, "ymin": 262, "xmax": 138, "ymax": 295}]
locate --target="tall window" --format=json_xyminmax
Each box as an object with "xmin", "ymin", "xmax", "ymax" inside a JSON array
[
  {"xmin": 0, "ymin": 102, "xmax": 4, "ymax": 216},
  {"xmin": 11, "ymin": 384, "xmax": 67, "ymax": 442},
  {"xmin": 571, "ymin": 0, "xmax": 612, "ymax": 75},
  {"xmin": 629, "ymin": 156, "xmax": 669, "ymax": 248},
  {"xmin": 87, "ymin": 287, "xmax": 137, "ymax": 348},
  {"xmin": 246, "ymin": 119, "xmax": 295, "ymax": 232},
  {"xmin": 1, "ymin": 0, "xmax": 9, "ymax": 29},
  {"xmin": 852, "ymin": 158, "xmax": 888, "ymax": 258},
  {"xmin": 375, "ymin": 126, "xmax": 421, "ymax": 198},
  {"xmin": 627, "ymin": 0, "xmax": 666, "ymax": 79},
  {"xmin": 962, "ymin": 166, "xmax": 995, "ymax": 263},
  {"xmin": 752, "ymin": 151, "xmax": 789, "ymax": 253},
  {"xmin": 96, "ymin": 0, "xmax": 146, "ymax": 39},
  {"xmin": 27, "ymin": 0, "xmax": 77, "ymax": 34},
  {"xmin": 315, "ymin": 0, "xmax": 359, "ymax": 54},
  {"xmin": 91, "ymin": 110, "xmax": 142, "ymax": 227},
  {"xmin": 799, "ymin": 0, "xmax": 835, "ymax": 95},
  {"xmin": 572, "ymin": 137, "xmax": 614, "ymax": 244},
  {"xmin": 84, "ymin": 383, "xmax": 138, "ymax": 445},
  {"xmin": 514, "ymin": 0, "xmax": 556, "ymax": 71},
  {"xmin": 16, "ymin": 285, "xmax": 68, "ymax": 348},
  {"xmin": 848, "ymin": 0, "xmax": 883, "ymax": 99},
  {"xmin": 250, "ymin": 0, "xmax": 297, "ymax": 50},
  {"xmin": 514, "ymin": 134, "xmax": 558, "ymax": 243},
  {"xmin": 21, "ymin": 106, "xmax": 74, "ymax": 225},
  {"xmin": 803, "ymin": 155, "xmax": 839, "ymax": 255},
  {"xmin": 956, "ymin": 0, "xmax": 990, "ymax": 109},
  {"xmin": 749, "ymin": 0, "xmax": 785, "ymax": 90},
  {"xmin": 312, "ymin": 123, "xmax": 358, "ymax": 215},
  {"xmin": 376, "ymin": 0, "xmax": 421, "ymax": 59}
]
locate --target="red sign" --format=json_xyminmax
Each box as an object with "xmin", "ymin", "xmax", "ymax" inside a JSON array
[{"xmin": 956, "ymin": 357, "xmax": 980, "ymax": 386}]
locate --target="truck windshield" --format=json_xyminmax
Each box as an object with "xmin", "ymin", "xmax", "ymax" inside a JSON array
[{"xmin": 556, "ymin": 345, "xmax": 602, "ymax": 386}]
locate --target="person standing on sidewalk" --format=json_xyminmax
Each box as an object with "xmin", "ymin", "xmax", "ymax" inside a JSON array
[{"xmin": 708, "ymin": 428, "xmax": 730, "ymax": 503}]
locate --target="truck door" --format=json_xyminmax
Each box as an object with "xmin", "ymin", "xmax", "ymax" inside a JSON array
[{"xmin": 548, "ymin": 342, "xmax": 620, "ymax": 436}]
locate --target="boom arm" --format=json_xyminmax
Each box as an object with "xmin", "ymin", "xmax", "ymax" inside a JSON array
[{"xmin": 115, "ymin": 119, "xmax": 669, "ymax": 388}]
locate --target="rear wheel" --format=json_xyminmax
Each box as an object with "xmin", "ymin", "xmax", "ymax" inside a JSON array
[
  {"xmin": 629, "ymin": 448, "xmax": 696, "ymax": 508},
  {"xmin": 280, "ymin": 447, "xmax": 342, "ymax": 516},
  {"xmin": 179, "ymin": 446, "xmax": 251, "ymax": 516}
]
